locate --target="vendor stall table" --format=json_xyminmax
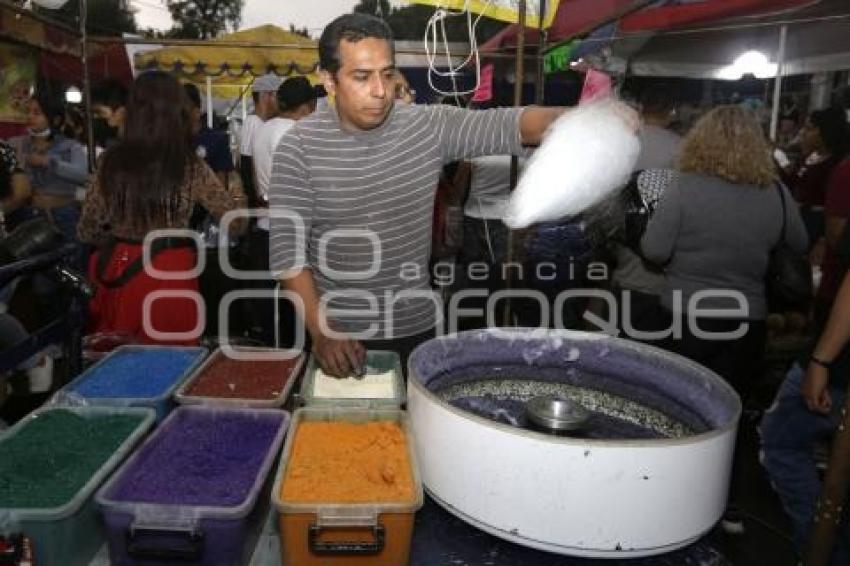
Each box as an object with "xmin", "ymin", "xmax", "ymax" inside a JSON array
[{"xmin": 89, "ymin": 494, "xmax": 725, "ymax": 565}]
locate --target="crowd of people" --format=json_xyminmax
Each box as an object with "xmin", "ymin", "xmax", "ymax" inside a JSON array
[{"xmin": 0, "ymin": 10, "xmax": 849, "ymax": 561}]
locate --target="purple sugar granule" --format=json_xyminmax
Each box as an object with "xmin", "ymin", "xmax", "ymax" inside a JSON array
[
  {"xmin": 108, "ymin": 410, "xmax": 282, "ymax": 507},
  {"xmin": 72, "ymin": 348, "xmax": 203, "ymax": 399}
]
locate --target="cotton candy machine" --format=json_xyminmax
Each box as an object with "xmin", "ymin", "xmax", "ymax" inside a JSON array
[{"xmin": 407, "ymin": 328, "xmax": 740, "ymax": 558}]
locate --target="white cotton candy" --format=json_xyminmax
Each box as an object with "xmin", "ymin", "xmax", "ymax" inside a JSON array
[{"xmin": 503, "ymin": 99, "xmax": 641, "ymax": 229}]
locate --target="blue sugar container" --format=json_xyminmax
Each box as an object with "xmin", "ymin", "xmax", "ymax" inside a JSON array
[{"xmin": 57, "ymin": 345, "xmax": 207, "ymax": 422}]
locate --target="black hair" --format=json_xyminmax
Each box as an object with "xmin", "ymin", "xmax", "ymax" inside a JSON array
[
  {"xmin": 183, "ymin": 82, "xmax": 201, "ymax": 109},
  {"xmin": 251, "ymin": 91, "xmax": 260, "ymax": 105},
  {"xmin": 91, "ymin": 78, "xmax": 129, "ymax": 110},
  {"xmin": 319, "ymin": 13, "xmax": 394, "ymax": 75},
  {"xmin": 277, "ymin": 77, "xmax": 318, "ymax": 111},
  {"xmin": 638, "ymin": 84, "xmax": 675, "ymax": 116},
  {"xmin": 62, "ymin": 105, "xmax": 87, "ymax": 144},
  {"xmin": 810, "ymin": 106, "xmax": 850, "ymax": 157},
  {"xmin": 30, "ymin": 91, "xmax": 65, "ymax": 136},
  {"xmin": 98, "ymin": 71, "xmax": 195, "ymax": 233}
]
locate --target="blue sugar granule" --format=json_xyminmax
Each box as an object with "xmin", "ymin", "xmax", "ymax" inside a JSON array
[{"xmin": 72, "ymin": 348, "xmax": 203, "ymax": 399}]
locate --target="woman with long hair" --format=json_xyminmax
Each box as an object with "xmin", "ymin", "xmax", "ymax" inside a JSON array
[
  {"xmin": 642, "ymin": 104, "xmax": 807, "ymax": 398},
  {"xmin": 77, "ymin": 71, "xmax": 245, "ymax": 345}
]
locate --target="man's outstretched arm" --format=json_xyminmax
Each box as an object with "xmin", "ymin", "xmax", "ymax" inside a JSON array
[
  {"xmin": 437, "ymin": 101, "xmax": 638, "ymax": 163},
  {"xmin": 519, "ymin": 103, "xmax": 639, "ymax": 146}
]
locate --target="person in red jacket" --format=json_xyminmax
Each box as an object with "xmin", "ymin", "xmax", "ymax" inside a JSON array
[{"xmin": 77, "ymin": 71, "xmax": 245, "ymax": 345}]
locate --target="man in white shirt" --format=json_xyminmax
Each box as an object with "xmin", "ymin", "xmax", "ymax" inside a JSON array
[
  {"xmin": 242, "ymin": 76, "xmax": 317, "ymax": 346},
  {"xmin": 455, "ymin": 154, "xmax": 526, "ymax": 329},
  {"xmin": 252, "ymin": 76, "xmax": 318, "ymax": 213},
  {"xmin": 238, "ymin": 74, "xmax": 282, "ymax": 209}
]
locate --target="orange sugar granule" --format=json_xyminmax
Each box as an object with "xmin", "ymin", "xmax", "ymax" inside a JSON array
[{"xmin": 281, "ymin": 421, "xmax": 415, "ymax": 504}]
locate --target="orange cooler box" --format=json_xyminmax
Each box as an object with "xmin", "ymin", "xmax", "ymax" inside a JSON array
[{"xmin": 271, "ymin": 407, "xmax": 422, "ymax": 565}]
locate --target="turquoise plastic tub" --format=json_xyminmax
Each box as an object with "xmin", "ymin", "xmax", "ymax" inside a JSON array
[{"xmin": 0, "ymin": 406, "xmax": 155, "ymax": 566}]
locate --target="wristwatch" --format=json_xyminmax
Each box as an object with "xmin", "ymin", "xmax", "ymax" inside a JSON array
[{"xmin": 810, "ymin": 355, "xmax": 833, "ymax": 369}]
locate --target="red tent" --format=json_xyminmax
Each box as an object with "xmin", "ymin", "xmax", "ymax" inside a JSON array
[
  {"xmin": 40, "ymin": 41, "xmax": 133, "ymax": 87},
  {"xmin": 620, "ymin": 0, "xmax": 821, "ymax": 33},
  {"xmin": 481, "ymin": 0, "xmax": 821, "ymax": 52}
]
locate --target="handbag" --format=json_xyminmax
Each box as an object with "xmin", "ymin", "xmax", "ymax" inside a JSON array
[
  {"xmin": 622, "ymin": 169, "xmax": 678, "ymax": 252},
  {"xmin": 766, "ymin": 183, "xmax": 812, "ymax": 311}
]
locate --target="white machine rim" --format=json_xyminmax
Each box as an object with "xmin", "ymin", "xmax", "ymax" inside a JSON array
[{"xmin": 407, "ymin": 328, "xmax": 741, "ymax": 558}]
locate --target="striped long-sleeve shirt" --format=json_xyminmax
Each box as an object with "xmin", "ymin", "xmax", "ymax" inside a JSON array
[{"xmin": 269, "ymin": 102, "xmax": 524, "ymax": 339}]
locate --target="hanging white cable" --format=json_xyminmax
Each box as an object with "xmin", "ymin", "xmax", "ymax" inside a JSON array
[
  {"xmin": 423, "ymin": 0, "xmax": 495, "ymax": 97},
  {"xmin": 426, "ymin": 9, "xmax": 478, "ymax": 97},
  {"xmin": 441, "ymin": 12, "xmax": 464, "ymax": 102}
]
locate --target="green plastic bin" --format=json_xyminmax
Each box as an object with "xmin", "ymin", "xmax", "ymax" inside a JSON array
[{"xmin": 0, "ymin": 406, "xmax": 155, "ymax": 566}]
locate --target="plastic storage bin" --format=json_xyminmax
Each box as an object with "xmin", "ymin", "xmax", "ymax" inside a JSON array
[
  {"xmin": 58, "ymin": 345, "xmax": 207, "ymax": 422},
  {"xmin": 174, "ymin": 347, "xmax": 304, "ymax": 408},
  {"xmin": 96, "ymin": 405, "xmax": 289, "ymax": 565},
  {"xmin": 0, "ymin": 406, "xmax": 155, "ymax": 566},
  {"xmin": 299, "ymin": 350, "xmax": 405, "ymax": 408},
  {"xmin": 272, "ymin": 407, "xmax": 423, "ymax": 566}
]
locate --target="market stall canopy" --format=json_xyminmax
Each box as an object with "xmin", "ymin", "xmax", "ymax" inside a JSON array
[
  {"xmin": 411, "ymin": 0, "xmax": 563, "ymax": 29},
  {"xmin": 134, "ymin": 24, "xmax": 318, "ymax": 90},
  {"xmin": 481, "ymin": 0, "xmax": 820, "ymax": 52},
  {"xmin": 617, "ymin": 0, "xmax": 850, "ymax": 78}
]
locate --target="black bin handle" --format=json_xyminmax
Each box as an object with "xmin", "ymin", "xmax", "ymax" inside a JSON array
[
  {"xmin": 0, "ymin": 534, "xmax": 29, "ymax": 565},
  {"xmin": 126, "ymin": 526, "xmax": 204, "ymax": 561},
  {"xmin": 308, "ymin": 523, "xmax": 385, "ymax": 555}
]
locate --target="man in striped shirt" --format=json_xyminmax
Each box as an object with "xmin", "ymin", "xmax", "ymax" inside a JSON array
[{"xmin": 269, "ymin": 13, "xmax": 635, "ymax": 376}]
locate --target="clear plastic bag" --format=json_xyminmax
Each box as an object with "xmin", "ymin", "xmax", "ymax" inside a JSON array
[{"xmin": 82, "ymin": 332, "xmax": 137, "ymax": 365}]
